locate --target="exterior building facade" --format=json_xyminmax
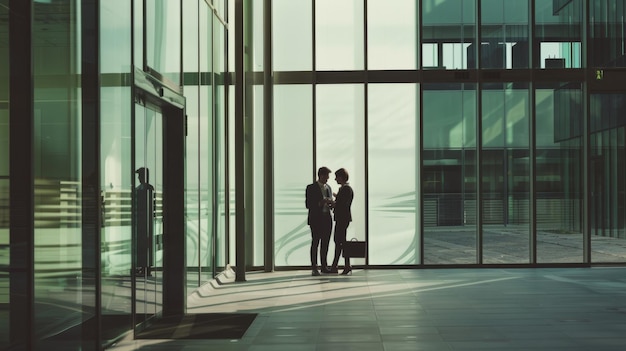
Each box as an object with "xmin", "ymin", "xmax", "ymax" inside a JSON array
[{"xmin": 1, "ymin": 0, "xmax": 626, "ymax": 349}]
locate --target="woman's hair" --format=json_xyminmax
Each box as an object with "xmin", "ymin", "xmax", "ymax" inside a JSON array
[{"xmin": 335, "ymin": 168, "xmax": 349, "ymax": 181}]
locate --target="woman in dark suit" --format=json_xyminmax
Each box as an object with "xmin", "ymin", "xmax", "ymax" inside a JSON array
[{"xmin": 330, "ymin": 168, "xmax": 354, "ymax": 275}]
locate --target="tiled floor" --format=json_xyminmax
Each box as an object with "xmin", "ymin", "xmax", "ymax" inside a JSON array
[{"xmin": 108, "ymin": 267, "xmax": 626, "ymax": 350}]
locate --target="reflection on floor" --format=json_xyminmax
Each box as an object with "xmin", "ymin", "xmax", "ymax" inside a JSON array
[{"xmin": 108, "ymin": 267, "xmax": 626, "ymax": 351}]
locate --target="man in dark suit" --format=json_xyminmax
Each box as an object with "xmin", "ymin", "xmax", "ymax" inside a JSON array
[
  {"xmin": 305, "ymin": 166, "xmax": 334, "ymax": 276},
  {"xmin": 134, "ymin": 167, "xmax": 155, "ymax": 277}
]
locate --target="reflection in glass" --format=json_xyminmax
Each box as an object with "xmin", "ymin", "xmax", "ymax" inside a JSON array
[
  {"xmin": 535, "ymin": 0, "xmax": 582, "ymax": 68},
  {"xmin": 423, "ymin": 84, "xmax": 477, "ymax": 264},
  {"xmin": 368, "ymin": 84, "xmax": 418, "ymax": 264},
  {"xmin": 589, "ymin": 0, "xmax": 626, "ymax": 67},
  {"xmin": 133, "ymin": 105, "xmax": 163, "ymax": 324},
  {"xmin": 215, "ymin": 19, "xmax": 227, "ymax": 269},
  {"xmin": 100, "ymin": 86, "xmax": 133, "ymax": 341},
  {"xmin": 183, "ymin": 2, "xmax": 201, "ymax": 288},
  {"xmin": 100, "ymin": 0, "xmax": 134, "ymax": 344},
  {"xmin": 273, "ymin": 85, "xmax": 312, "ymax": 266},
  {"xmin": 590, "ymin": 93, "xmax": 626, "ymax": 262},
  {"xmin": 482, "ymin": 83, "xmax": 530, "ymax": 263},
  {"xmin": 146, "ymin": 0, "xmax": 181, "ymax": 83},
  {"xmin": 199, "ymin": 6, "xmax": 215, "ymax": 283},
  {"xmin": 422, "ymin": 0, "xmax": 476, "ymax": 70},
  {"xmin": 479, "ymin": 0, "xmax": 529, "ymax": 69},
  {"xmin": 536, "ymin": 83, "xmax": 583, "ymax": 263},
  {"xmin": 32, "ymin": 1, "xmax": 89, "ymax": 349}
]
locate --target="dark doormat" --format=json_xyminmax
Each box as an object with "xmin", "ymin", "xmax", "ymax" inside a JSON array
[{"xmin": 136, "ymin": 313, "xmax": 257, "ymax": 339}]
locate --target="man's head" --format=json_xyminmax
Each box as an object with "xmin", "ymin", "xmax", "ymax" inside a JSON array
[
  {"xmin": 317, "ymin": 166, "xmax": 331, "ymax": 184},
  {"xmin": 136, "ymin": 167, "xmax": 149, "ymax": 184}
]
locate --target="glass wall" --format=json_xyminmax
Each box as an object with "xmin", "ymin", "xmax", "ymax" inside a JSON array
[
  {"xmin": 423, "ymin": 84, "xmax": 477, "ymax": 264},
  {"xmin": 368, "ymin": 0, "xmax": 417, "ymax": 70},
  {"xmin": 181, "ymin": 0, "xmax": 227, "ymax": 286},
  {"xmin": 183, "ymin": 1, "xmax": 202, "ymax": 287},
  {"xmin": 422, "ymin": 0, "xmax": 475, "ymax": 70},
  {"xmin": 273, "ymin": 0, "xmax": 312, "ymax": 72},
  {"xmin": 315, "ymin": 0, "xmax": 364, "ymax": 71},
  {"xmin": 252, "ymin": 85, "xmax": 265, "ymax": 266},
  {"xmin": 589, "ymin": 0, "xmax": 626, "ymax": 67},
  {"xmin": 0, "ymin": 0, "xmax": 8, "ymax": 347},
  {"xmin": 199, "ymin": 1, "xmax": 215, "ymax": 283},
  {"xmin": 590, "ymin": 92, "xmax": 626, "ymax": 262},
  {"xmin": 100, "ymin": 0, "xmax": 134, "ymax": 344},
  {"xmin": 146, "ymin": 0, "xmax": 182, "ymax": 83},
  {"xmin": 368, "ymin": 84, "xmax": 418, "ymax": 264},
  {"xmin": 268, "ymin": 0, "xmax": 626, "ymax": 267},
  {"xmin": 480, "ymin": 0, "xmax": 529, "ymax": 69},
  {"xmin": 316, "ymin": 84, "xmax": 366, "ymax": 266},
  {"xmin": 481, "ymin": 83, "xmax": 530, "ymax": 263},
  {"xmin": 215, "ymin": 15, "xmax": 227, "ymax": 270},
  {"xmin": 273, "ymin": 85, "xmax": 312, "ymax": 266},
  {"xmin": 33, "ymin": 1, "xmax": 86, "ymax": 348},
  {"xmin": 535, "ymin": 0, "xmax": 582, "ymax": 69},
  {"xmin": 535, "ymin": 82, "xmax": 583, "ymax": 263}
]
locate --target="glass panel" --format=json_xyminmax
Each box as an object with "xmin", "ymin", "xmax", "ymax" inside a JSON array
[
  {"xmin": 273, "ymin": 0, "xmax": 312, "ymax": 71},
  {"xmin": 590, "ymin": 0, "xmax": 626, "ymax": 67},
  {"xmin": 181, "ymin": 0, "xmax": 207, "ymax": 291},
  {"xmin": 198, "ymin": 1, "xmax": 214, "ymax": 283},
  {"xmin": 535, "ymin": 0, "xmax": 582, "ymax": 69},
  {"xmin": 251, "ymin": 0, "xmax": 264, "ymax": 72},
  {"xmin": 0, "ymin": 0, "xmax": 8, "ymax": 347},
  {"xmin": 146, "ymin": 0, "xmax": 181, "ymax": 83},
  {"xmin": 480, "ymin": 0, "xmax": 529, "ymax": 69},
  {"xmin": 133, "ymin": 104, "xmax": 163, "ymax": 323},
  {"xmin": 368, "ymin": 84, "xmax": 418, "ymax": 264},
  {"xmin": 32, "ymin": 1, "xmax": 87, "ymax": 348},
  {"xmin": 228, "ymin": 86, "xmax": 235, "ymax": 265},
  {"xmin": 100, "ymin": 87, "xmax": 133, "ymax": 339},
  {"xmin": 184, "ymin": 82, "xmax": 202, "ymax": 288},
  {"xmin": 316, "ymin": 85, "xmax": 365, "ymax": 267},
  {"xmin": 134, "ymin": 0, "xmax": 144, "ymax": 69},
  {"xmin": 536, "ymin": 83, "xmax": 584, "ymax": 263},
  {"xmin": 253, "ymin": 86, "xmax": 264, "ymax": 266},
  {"xmin": 215, "ymin": 10, "xmax": 227, "ymax": 268},
  {"xmin": 422, "ymin": 0, "xmax": 476, "ymax": 70},
  {"xmin": 100, "ymin": 0, "xmax": 133, "ymax": 343},
  {"xmin": 423, "ymin": 84, "xmax": 478, "ymax": 264},
  {"xmin": 368, "ymin": 0, "xmax": 417, "ymax": 70},
  {"xmin": 590, "ymin": 93, "xmax": 626, "ymax": 262},
  {"xmin": 481, "ymin": 83, "xmax": 530, "ymax": 263},
  {"xmin": 273, "ymin": 85, "xmax": 312, "ymax": 266},
  {"xmin": 228, "ymin": 0, "xmax": 234, "ymax": 73},
  {"xmin": 315, "ymin": 0, "xmax": 364, "ymax": 71}
]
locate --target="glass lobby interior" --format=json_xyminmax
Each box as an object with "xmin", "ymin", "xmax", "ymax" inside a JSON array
[{"xmin": 2, "ymin": 0, "xmax": 626, "ymax": 349}]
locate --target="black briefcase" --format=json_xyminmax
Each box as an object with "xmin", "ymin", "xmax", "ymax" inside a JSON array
[{"xmin": 343, "ymin": 238, "xmax": 367, "ymax": 258}]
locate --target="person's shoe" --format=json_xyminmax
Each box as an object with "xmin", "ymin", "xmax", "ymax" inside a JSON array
[
  {"xmin": 312, "ymin": 269, "xmax": 321, "ymax": 276},
  {"xmin": 320, "ymin": 267, "xmax": 331, "ymax": 274},
  {"xmin": 328, "ymin": 266, "xmax": 339, "ymax": 273},
  {"xmin": 340, "ymin": 267, "xmax": 352, "ymax": 275}
]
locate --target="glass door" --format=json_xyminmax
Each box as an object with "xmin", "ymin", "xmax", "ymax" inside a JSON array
[{"xmin": 133, "ymin": 100, "xmax": 164, "ymax": 329}]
